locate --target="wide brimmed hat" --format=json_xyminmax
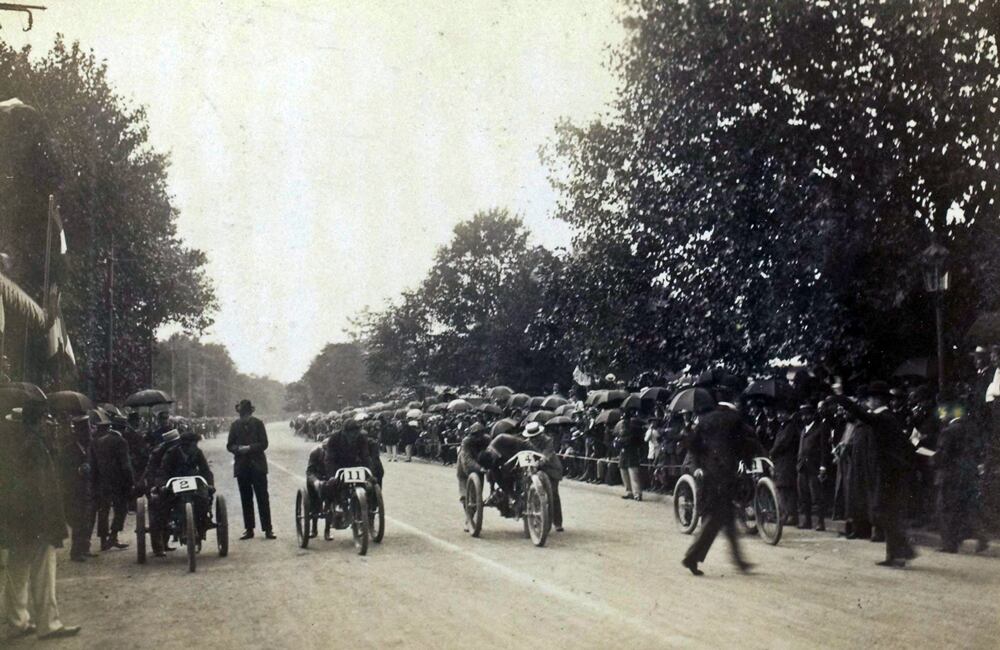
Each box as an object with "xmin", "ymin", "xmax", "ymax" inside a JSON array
[
  {"xmin": 162, "ymin": 429, "xmax": 181, "ymax": 443},
  {"xmin": 236, "ymin": 399, "xmax": 255, "ymax": 413},
  {"xmin": 523, "ymin": 422, "xmax": 543, "ymax": 438}
]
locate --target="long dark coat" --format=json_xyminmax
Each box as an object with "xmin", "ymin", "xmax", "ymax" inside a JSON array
[
  {"xmin": 835, "ymin": 422, "xmax": 877, "ymax": 522},
  {"xmin": 0, "ymin": 420, "xmax": 67, "ymax": 548},
  {"xmin": 227, "ymin": 416, "xmax": 269, "ymax": 477},
  {"xmin": 58, "ymin": 437, "xmax": 93, "ymax": 528},
  {"xmin": 770, "ymin": 421, "xmax": 800, "ymax": 488},
  {"xmin": 91, "ymin": 430, "xmax": 134, "ymax": 497}
]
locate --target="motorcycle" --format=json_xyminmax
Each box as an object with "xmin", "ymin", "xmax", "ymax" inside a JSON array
[
  {"xmin": 135, "ymin": 475, "xmax": 228, "ymax": 572},
  {"xmin": 465, "ymin": 449, "xmax": 553, "ymax": 547},
  {"xmin": 295, "ymin": 466, "xmax": 385, "ymax": 556}
]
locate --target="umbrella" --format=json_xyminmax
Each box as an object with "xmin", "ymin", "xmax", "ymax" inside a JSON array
[
  {"xmin": 489, "ymin": 385, "xmax": 514, "ymax": 401},
  {"xmin": 525, "ymin": 410, "xmax": 556, "ymax": 424},
  {"xmin": 447, "ymin": 399, "xmax": 474, "ymax": 413},
  {"xmin": 620, "ymin": 395, "xmax": 643, "ymax": 411},
  {"xmin": 744, "ymin": 378, "xmax": 795, "ymax": 402},
  {"xmin": 123, "ymin": 389, "xmax": 174, "ymax": 407},
  {"xmin": 405, "ymin": 408, "xmax": 424, "ymax": 419},
  {"xmin": 506, "ymin": 393, "xmax": 531, "ymax": 408},
  {"xmin": 546, "ymin": 415, "xmax": 573, "ymax": 427},
  {"xmin": 0, "ymin": 382, "xmax": 47, "ymax": 412},
  {"xmin": 407, "ymin": 401, "xmax": 423, "ymax": 410},
  {"xmin": 47, "ymin": 391, "xmax": 94, "ymax": 416},
  {"xmin": 528, "ymin": 396, "xmax": 546, "ymax": 409},
  {"xmin": 892, "ymin": 357, "xmax": 937, "ymax": 379},
  {"xmin": 490, "ymin": 418, "xmax": 519, "ymax": 435},
  {"xmin": 541, "ymin": 395, "xmax": 569, "ymax": 410},
  {"xmin": 478, "ymin": 403, "xmax": 503, "ymax": 416},
  {"xmin": 669, "ymin": 388, "xmax": 716, "ymax": 413},
  {"xmin": 638, "ymin": 386, "xmax": 671, "ymax": 402},
  {"xmin": 97, "ymin": 402, "xmax": 125, "ymax": 419},
  {"xmin": 554, "ymin": 404, "xmax": 577, "ymax": 416},
  {"xmin": 590, "ymin": 389, "xmax": 629, "ymax": 408},
  {"xmin": 594, "ymin": 408, "xmax": 622, "ymax": 426}
]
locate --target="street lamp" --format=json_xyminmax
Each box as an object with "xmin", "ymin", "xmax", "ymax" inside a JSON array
[{"xmin": 921, "ymin": 241, "xmax": 950, "ymax": 393}]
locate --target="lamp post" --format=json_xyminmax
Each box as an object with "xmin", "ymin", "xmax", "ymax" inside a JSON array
[{"xmin": 921, "ymin": 241, "xmax": 950, "ymax": 393}]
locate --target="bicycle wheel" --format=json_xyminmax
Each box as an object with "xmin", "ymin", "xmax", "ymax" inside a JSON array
[
  {"xmin": 351, "ymin": 487, "xmax": 370, "ymax": 556},
  {"xmin": 465, "ymin": 473, "xmax": 484, "ymax": 537},
  {"xmin": 672, "ymin": 474, "xmax": 699, "ymax": 534},
  {"xmin": 754, "ymin": 476, "xmax": 783, "ymax": 545}
]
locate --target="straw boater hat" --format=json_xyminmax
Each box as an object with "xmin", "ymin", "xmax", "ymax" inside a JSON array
[{"xmin": 523, "ymin": 422, "xmax": 543, "ymax": 438}]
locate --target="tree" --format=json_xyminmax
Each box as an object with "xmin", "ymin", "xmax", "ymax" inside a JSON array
[
  {"xmin": 542, "ymin": 0, "xmax": 1000, "ymax": 376},
  {"xmin": 0, "ymin": 37, "xmax": 216, "ymax": 400},
  {"xmin": 355, "ymin": 209, "xmax": 570, "ymax": 392},
  {"xmin": 299, "ymin": 342, "xmax": 380, "ymax": 412}
]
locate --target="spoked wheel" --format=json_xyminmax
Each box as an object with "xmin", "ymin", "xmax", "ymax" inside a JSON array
[
  {"xmin": 295, "ymin": 488, "xmax": 311, "ymax": 549},
  {"xmin": 673, "ymin": 474, "xmax": 699, "ymax": 534},
  {"xmin": 350, "ymin": 487, "xmax": 370, "ymax": 556},
  {"xmin": 524, "ymin": 474, "xmax": 551, "ymax": 547},
  {"xmin": 184, "ymin": 502, "xmax": 197, "ymax": 573},
  {"xmin": 369, "ymin": 483, "xmax": 385, "ymax": 544},
  {"xmin": 465, "ymin": 473, "xmax": 484, "ymax": 538},
  {"xmin": 135, "ymin": 496, "xmax": 147, "ymax": 565},
  {"xmin": 754, "ymin": 477, "xmax": 783, "ymax": 545},
  {"xmin": 216, "ymin": 495, "xmax": 229, "ymax": 557}
]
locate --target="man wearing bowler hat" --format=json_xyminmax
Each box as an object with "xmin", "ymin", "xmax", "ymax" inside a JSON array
[{"xmin": 227, "ymin": 399, "xmax": 274, "ymax": 540}]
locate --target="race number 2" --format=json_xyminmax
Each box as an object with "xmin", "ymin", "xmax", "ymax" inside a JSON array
[{"xmin": 172, "ymin": 477, "xmax": 198, "ymax": 492}]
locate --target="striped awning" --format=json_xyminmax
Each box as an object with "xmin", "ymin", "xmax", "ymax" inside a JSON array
[{"xmin": 0, "ymin": 272, "xmax": 45, "ymax": 332}]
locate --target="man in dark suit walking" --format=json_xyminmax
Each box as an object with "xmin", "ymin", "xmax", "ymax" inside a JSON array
[
  {"xmin": 681, "ymin": 400, "xmax": 754, "ymax": 576},
  {"xmin": 227, "ymin": 399, "xmax": 274, "ymax": 540}
]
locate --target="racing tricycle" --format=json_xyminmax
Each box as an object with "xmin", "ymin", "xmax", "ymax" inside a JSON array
[
  {"xmin": 672, "ymin": 456, "xmax": 783, "ymax": 545},
  {"xmin": 464, "ymin": 449, "xmax": 553, "ymax": 547},
  {"xmin": 295, "ymin": 466, "xmax": 385, "ymax": 555},
  {"xmin": 135, "ymin": 475, "xmax": 228, "ymax": 572}
]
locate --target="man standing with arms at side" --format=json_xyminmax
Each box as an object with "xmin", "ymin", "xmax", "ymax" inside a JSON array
[
  {"xmin": 227, "ymin": 400, "xmax": 274, "ymax": 540},
  {"xmin": 681, "ymin": 397, "xmax": 754, "ymax": 576}
]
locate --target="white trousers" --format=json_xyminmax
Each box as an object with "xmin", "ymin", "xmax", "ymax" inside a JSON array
[{"xmin": 2, "ymin": 544, "xmax": 64, "ymax": 635}]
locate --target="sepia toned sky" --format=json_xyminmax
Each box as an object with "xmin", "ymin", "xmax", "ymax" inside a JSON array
[{"xmin": 3, "ymin": 0, "xmax": 623, "ymax": 382}]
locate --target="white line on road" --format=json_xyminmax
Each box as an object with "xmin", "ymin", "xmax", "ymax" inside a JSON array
[{"xmin": 268, "ymin": 459, "xmax": 695, "ymax": 647}]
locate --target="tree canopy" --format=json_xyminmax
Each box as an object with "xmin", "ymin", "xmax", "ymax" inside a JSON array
[
  {"xmin": 0, "ymin": 37, "xmax": 216, "ymax": 400},
  {"xmin": 539, "ymin": 0, "xmax": 1000, "ymax": 377}
]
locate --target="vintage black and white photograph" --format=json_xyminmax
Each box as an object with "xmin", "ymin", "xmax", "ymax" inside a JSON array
[{"xmin": 1, "ymin": 1, "xmax": 998, "ymax": 647}]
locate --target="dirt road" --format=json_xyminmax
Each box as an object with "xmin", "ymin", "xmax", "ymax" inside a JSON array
[{"xmin": 20, "ymin": 422, "xmax": 1000, "ymax": 649}]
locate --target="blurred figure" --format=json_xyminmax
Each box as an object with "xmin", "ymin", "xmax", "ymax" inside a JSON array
[
  {"xmin": 90, "ymin": 411, "xmax": 134, "ymax": 551},
  {"xmin": 57, "ymin": 416, "xmax": 96, "ymax": 562},
  {"xmin": 2, "ymin": 398, "xmax": 80, "ymax": 640}
]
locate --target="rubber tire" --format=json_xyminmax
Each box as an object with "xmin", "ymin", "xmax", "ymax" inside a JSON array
[
  {"xmin": 754, "ymin": 476, "xmax": 783, "ymax": 545},
  {"xmin": 351, "ymin": 487, "xmax": 370, "ymax": 556},
  {"xmin": 524, "ymin": 474, "xmax": 551, "ymax": 547},
  {"xmin": 370, "ymin": 483, "xmax": 385, "ymax": 544},
  {"xmin": 135, "ymin": 496, "xmax": 147, "ymax": 565},
  {"xmin": 466, "ymin": 473, "xmax": 484, "ymax": 538},
  {"xmin": 296, "ymin": 488, "xmax": 310, "ymax": 549},
  {"xmin": 185, "ymin": 502, "xmax": 197, "ymax": 573},
  {"xmin": 673, "ymin": 474, "xmax": 699, "ymax": 534},
  {"xmin": 216, "ymin": 495, "xmax": 228, "ymax": 557}
]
